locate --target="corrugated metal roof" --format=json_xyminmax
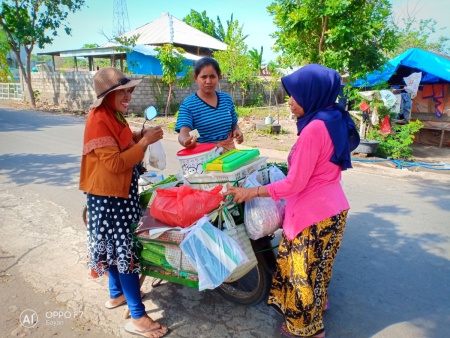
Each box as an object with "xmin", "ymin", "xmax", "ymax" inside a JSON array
[{"xmin": 119, "ymin": 12, "xmax": 227, "ymax": 51}]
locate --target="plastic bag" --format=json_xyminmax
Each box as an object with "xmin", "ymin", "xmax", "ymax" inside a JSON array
[
  {"xmin": 379, "ymin": 90, "xmax": 397, "ymax": 108},
  {"xmin": 180, "ymin": 216, "xmax": 247, "ymax": 291},
  {"xmin": 371, "ymin": 109, "xmax": 379, "ymax": 125},
  {"xmin": 219, "ymin": 207, "xmax": 257, "ymax": 283},
  {"xmin": 243, "ymin": 171, "xmax": 284, "ymax": 240},
  {"xmin": 269, "ymin": 165, "xmax": 286, "ymax": 183},
  {"xmin": 269, "ymin": 165, "xmax": 287, "ymax": 206},
  {"xmin": 403, "ymin": 72, "xmax": 422, "ymax": 99},
  {"xmin": 380, "ymin": 115, "xmax": 391, "ymax": 134},
  {"xmin": 147, "ymin": 140, "xmax": 166, "ymax": 170},
  {"xmin": 150, "ymin": 185, "xmax": 223, "ymax": 227}
]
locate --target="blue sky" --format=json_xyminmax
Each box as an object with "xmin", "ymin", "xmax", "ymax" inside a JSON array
[{"xmin": 37, "ymin": 0, "xmax": 449, "ymax": 62}]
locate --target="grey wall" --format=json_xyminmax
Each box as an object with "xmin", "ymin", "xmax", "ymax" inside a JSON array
[{"xmin": 30, "ymin": 71, "xmax": 283, "ymax": 114}]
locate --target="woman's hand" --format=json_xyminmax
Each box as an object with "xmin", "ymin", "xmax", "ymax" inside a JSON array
[
  {"xmin": 223, "ymin": 184, "xmax": 258, "ymax": 203},
  {"xmin": 182, "ymin": 135, "xmax": 197, "ymax": 148},
  {"xmin": 232, "ymin": 128, "xmax": 244, "ymax": 144},
  {"xmin": 178, "ymin": 127, "xmax": 197, "ymax": 148},
  {"xmin": 139, "ymin": 126, "xmax": 163, "ymax": 149}
]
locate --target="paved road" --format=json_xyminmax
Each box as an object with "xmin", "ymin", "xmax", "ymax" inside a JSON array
[{"xmin": 0, "ymin": 106, "xmax": 449, "ymax": 338}]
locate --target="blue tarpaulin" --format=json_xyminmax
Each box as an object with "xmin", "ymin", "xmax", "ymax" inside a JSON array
[{"xmin": 353, "ymin": 48, "xmax": 450, "ymax": 88}]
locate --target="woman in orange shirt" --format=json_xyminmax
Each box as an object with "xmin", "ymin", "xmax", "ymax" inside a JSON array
[{"xmin": 79, "ymin": 67, "xmax": 168, "ymax": 337}]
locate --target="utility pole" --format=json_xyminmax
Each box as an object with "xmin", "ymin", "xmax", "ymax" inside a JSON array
[
  {"xmin": 112, "ymin": 0, "xmax": 130, "ymax": 37},
  {"xmin": 112, "ymin": 0, "xmax": 130, "ymax": 70}
]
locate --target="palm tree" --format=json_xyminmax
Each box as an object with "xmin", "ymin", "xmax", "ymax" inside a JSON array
[{"xmin": 248, "ymin": 46, "xmax": 264, "ymax": 75}]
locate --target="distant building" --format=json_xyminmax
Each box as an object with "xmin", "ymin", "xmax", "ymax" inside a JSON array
[{"xmin": 37, "ymin": 12, "xmax": 227, "ymax": 75}]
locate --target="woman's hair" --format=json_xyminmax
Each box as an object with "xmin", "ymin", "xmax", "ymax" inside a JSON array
[{"xmin": 194, "ymin": 57, "xmax": 221, "ymax": 77}]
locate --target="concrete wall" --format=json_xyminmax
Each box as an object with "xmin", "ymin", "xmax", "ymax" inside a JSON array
[{"xmin": 30, "ymin": 71, "xmax": 284, "ymax": 114}]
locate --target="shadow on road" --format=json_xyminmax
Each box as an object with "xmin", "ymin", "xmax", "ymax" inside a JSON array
[
  {"xmin": 0, "ymin": 153, "xmax": 80, "ymax": 187},
  {"xmin": 0, "ymin": 107, "xmax": 85, "ymax": 133},
  {"xmin": 328, "ymin": 179, "xmax": 450, "ymax": 337}
]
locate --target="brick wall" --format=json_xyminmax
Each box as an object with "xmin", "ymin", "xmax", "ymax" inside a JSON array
[{"xmin": 31, "ymin": 71, "xmax": 284, "ymax": 114}]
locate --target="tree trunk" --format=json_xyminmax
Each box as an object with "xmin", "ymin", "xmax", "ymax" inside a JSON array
[
  {"xmin": 25, "ymin": 48, "xmax": 36, "ymax": 107},
  {"xmin": 319, "ymin": 16, "xmax": 328, "ymax": 55},
  {"xmin": 12, "ymin": 46, "xmax": 35, "ymax": 107},
  {"xmin": 165, "ymin": 85, "xmax": 173, "ymax": 117}
]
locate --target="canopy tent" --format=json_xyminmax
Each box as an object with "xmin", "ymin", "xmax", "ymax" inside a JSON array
[{"xmin": 353, "ymin": 48, "xmax": 450, "ymax": 87}]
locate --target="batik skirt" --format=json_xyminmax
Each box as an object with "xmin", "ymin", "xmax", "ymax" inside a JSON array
[
  {"xmin": 86, "ymin": 167, "xmax": 142, "ymax": 277},
  {"xmin": 268, "ymin": 210, "xmax": 348, "ymax": 336}
]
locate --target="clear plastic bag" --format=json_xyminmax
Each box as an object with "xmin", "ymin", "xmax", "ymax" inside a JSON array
[
  {"xmin": 269, "ymin": 164, "xmax": 287, "ymax": 206},
  {"xmin": 180, "ymin": 216, "xmax": 247, "ymax": 291},
  {"xmin": 243, "ymin": 171, "xmax": 284, "ymax": 240},
  {"xmin": 147, "ymin": 140, "xmax": 166, "ymax": 170},
  {"xmin": 269, "ymin": 164, "xmax": 286, "ymax": 183}
]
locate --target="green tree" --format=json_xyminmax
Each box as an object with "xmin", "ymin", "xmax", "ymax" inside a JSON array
[
  {"xmin": 214, "ymin": 21, "xmax": 252, "ymax": 105},
  {"xmin": 0, "ymin": 30, "xmax": 11, "ymax": 82},
  {"xmin": 155, "ymin": 44, "xmax": 190, "ymax": 117},
  {"xmin": 248, "ymin": 46, "xmax": 264, "ymax": 75},
  {"xmin": 0, "ymin": 0, "xmax": 86, "ymax": 107},
  {"xmin": 391, "ymin": 16, "xmax": 450, "ymax": 56},
  {"xmin": 183, "ymin": 10, "xmax": 220, "ymax": 40},
  {"xmin": 217, "ymin": 14, "xmax": 250, "ymax": 45},
  {"xmin": 267, "ymin": 0, "xmax": 398, "ymax": 79}
]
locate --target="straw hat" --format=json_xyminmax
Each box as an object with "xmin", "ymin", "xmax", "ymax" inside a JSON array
[{"xmin": 90, "ymin": 67, "xmax": 142, "ymax": 108}]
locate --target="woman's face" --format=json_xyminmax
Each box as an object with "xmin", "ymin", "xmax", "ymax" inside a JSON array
[
  {"xmin": 288, "ymin": 96, "xmax": 305, "ymax": 118},
  {"xmin": 106, "ymin": 88, "xmax": 134, "ymax": 113},
  {"xmin": 194, "ymin": 65, "xmax": 219, "ymax": 95}
]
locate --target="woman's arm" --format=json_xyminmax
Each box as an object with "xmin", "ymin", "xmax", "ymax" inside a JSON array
[
  {"xmin": 231, "ymin": 124, "xmax": 244, "ymax": 144},
  {"xmin": 178, "ymin": 126, "xmax": 197, "ymax": 148}
]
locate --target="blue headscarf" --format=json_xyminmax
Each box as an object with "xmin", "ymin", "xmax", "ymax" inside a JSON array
[{"xmin": 281, "ymin": 64, "xmax": 360, "ymax": 170}]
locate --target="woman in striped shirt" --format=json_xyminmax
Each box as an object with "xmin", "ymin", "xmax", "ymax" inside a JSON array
[{"xmin": 175, "ymin": 57, "xmax": 243, "ymax": 152}]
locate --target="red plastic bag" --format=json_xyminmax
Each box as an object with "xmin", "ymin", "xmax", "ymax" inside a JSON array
[
  {"xmin": 150, "ymin": 185, "xmax": 223, "ymax": 227},
  {"xmin": 359, "ymin": 101, "xmax": 370, "ymax": 112},
  {"xmin": 380, "ymin": 115, "xmax": 391, "ymax": 134}
]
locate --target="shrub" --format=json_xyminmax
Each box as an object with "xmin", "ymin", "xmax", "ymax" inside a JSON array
[{"xmin": 367, "ymin": 120, "xmax": 423, "ymax": 160}]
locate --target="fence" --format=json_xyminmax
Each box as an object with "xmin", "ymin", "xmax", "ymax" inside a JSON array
[{"xmin": 0, "ymin": 83, "xmax": 23, "ymax": 100}]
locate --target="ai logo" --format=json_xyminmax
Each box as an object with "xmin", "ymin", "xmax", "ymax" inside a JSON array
[{"xmin": 20, "ymin": 309, "xmax": 38, "ymax": 328}]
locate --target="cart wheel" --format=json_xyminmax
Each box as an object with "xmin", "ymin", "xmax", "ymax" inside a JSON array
[
  {"xmin": 216, "ymin": 236, "xmax": 275, "ymax": 305},
  {"xmin": 216, "ymin": 251, "xmax": 271, "ymax": 305}
]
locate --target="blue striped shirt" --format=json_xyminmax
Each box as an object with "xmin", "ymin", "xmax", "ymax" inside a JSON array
[{"xmin": 175, "ymin": 91, "xmax": 238, "ymax": 143}]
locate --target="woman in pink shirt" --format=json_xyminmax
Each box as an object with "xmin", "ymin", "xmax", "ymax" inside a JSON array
[{"xmin": 224, "ymin": 64, "xmax": 360, "ymax": 338}]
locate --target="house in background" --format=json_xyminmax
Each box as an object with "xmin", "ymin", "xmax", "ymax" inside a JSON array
[{"xmin": 37, "ymin": 12, "xmax": 227, "ymax": 75}]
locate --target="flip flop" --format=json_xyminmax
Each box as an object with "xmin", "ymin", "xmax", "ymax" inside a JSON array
[
  {"xmin": 104, "ymin": 291, "xmax": 146, "ymax": 309},
  {"xmin": 124, "ymin": 321, "xmax": 169, "ymax": 337}
]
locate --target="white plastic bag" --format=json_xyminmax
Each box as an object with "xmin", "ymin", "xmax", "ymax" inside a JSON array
[
  {"xmin": 147, "ymin": 140, "xmax": 166, "ymax": 170},
  {"xmin": 403, "ymin": 72, "xmax": 422, "ymax": 99},
  {"xmin": 269, "ymin": 165, "xmax": 286, "ymax": 183},
  {"xmin": 379, "ymin": 90, "xmax": 397, "ymax": 108},
  {"xmin": 269, "ymin": 165, "xmax": 287, "ymax": 206},
  {"xmin": 180, "ymin": 216, "xmax": 247, "ymax": 291},
  {"xmin": 243, "ymin": 171, "xmax": 284, "ymax": 240},
  {"xmin": 371, "ymin": 108, "xmax": 379, "ymax": 125}
]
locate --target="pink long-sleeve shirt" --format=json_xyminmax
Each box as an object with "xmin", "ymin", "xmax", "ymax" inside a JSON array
[{"xmin": 266, "ymin": 120, "xmax": 350, "ymax": 240}]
